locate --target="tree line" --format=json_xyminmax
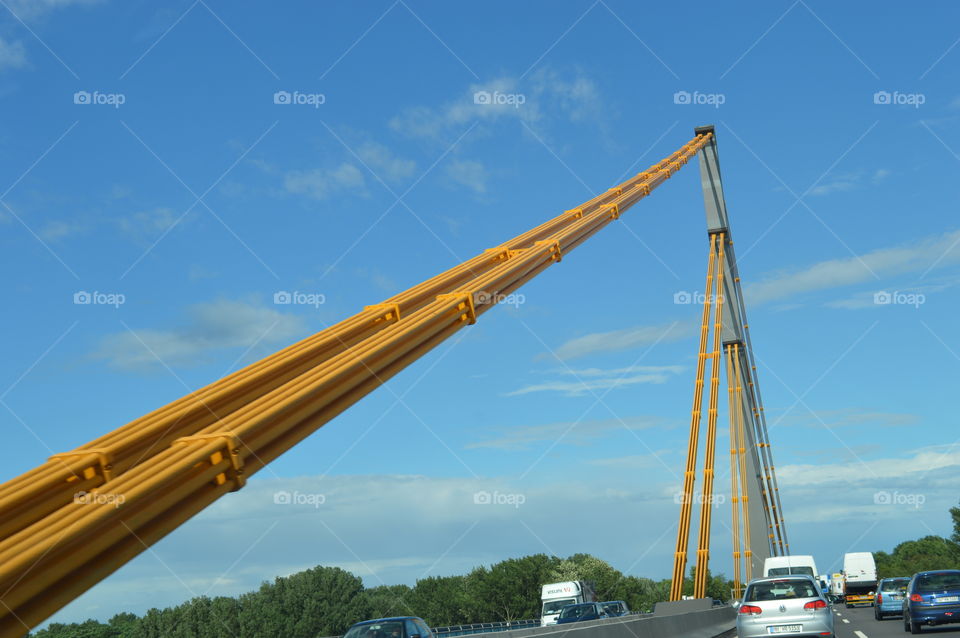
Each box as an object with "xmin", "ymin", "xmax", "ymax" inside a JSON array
[{"xmin": 27, "ymin": 553, "xmax": 728, "ymax": 638}]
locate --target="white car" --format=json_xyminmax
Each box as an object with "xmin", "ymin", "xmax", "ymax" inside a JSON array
[{"xmin": 736, "ymin": 575, "xmax": 834, "ymax": 638}]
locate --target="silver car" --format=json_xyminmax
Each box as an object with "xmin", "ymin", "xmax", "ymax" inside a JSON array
[{"xmin": 736, "ymin": 575, "xmax": 834, "ymax": 638}]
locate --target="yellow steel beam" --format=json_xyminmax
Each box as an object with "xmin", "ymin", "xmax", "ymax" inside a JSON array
[
  {"xmin": 668, "ymin": 232, "xmax": 717, "ymax": 601},
  {"xmin": 693, "ymin": 232, "xmax": 725, "ymax": 599}
]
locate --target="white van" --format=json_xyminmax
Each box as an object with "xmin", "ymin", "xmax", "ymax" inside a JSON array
[{"xmin": 763, "ymin": 555, "xmax": 818, "ymax": 579}]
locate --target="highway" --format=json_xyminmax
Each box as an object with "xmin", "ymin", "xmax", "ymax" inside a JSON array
[{"xmin": 831, "ymin": 604, "xmax": 960, "ymax": 638}]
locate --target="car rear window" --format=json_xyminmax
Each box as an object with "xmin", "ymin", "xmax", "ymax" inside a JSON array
[
  {"xmin": 746, "ymin": 580, "xmax": 819, "ymax": 601},
  {"xmin": 917, "ymin": 573, "xmax": 960, "ymax": 592},
  {"xmin": 881, "ymin": 579, "xmax": 909, "ymax": 592}
]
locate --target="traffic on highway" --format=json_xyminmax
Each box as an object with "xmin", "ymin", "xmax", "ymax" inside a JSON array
[{"xmin": 735, "ymin": 553, "xmax": 960, "ymax": 637}]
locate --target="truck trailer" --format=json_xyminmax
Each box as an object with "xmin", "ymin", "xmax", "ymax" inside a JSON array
[{"xmin": 843, "ymin": 552, "xmax": 878, "ymax": 607}]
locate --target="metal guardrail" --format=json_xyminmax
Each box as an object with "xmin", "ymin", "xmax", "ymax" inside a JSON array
[{"xmin": 433, "ymin": 619, "xmax": 540, "ymax": 636}]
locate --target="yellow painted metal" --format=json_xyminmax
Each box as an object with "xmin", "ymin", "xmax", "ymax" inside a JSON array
[
  {"xmin": 725, "ymin": 344, "xmax": 743, "ymax": 600},
  {"xmin": 0, "ymin": 133, "xmax": 712, "ymax": 637},
  {"xmin": 669, "ymin": 233, "xmax": 718, "ymax": 601},
  {"xmin": 732, "ymin": 344, "xmax": 754, "ymax": 582},
  {"xmin": 693, "ymin": 232, "xmax": 726, "ymax": 599}
]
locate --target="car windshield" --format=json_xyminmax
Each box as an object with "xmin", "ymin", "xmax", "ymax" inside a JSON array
[
  {"xmin": 543, "ymin": 599, "xmax": 576, "ymax": 615},
  {"xmin": 881, "ymin": 579, "xmax": 910, "ymax": 592},
  {"xmin": 745, "ymin": 579, "xmax": 819, "ymax": 601},
  {"xmin": 345, "ymin": 622, "xmax": 405, "ymax": 638},
  {"xmin": 559, "ymin": 605, "xmax": 591, "ymax": 618},
  {"xmin": 917, "ymin": 573, "xmax": 960, "ymax": 592}
]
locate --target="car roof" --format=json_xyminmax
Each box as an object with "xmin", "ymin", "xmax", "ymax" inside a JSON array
[
  {"xmin": 746, "ymin": 574, "xmax": 817, "ymax": 584},
  {"xmin": 352, "ymin": 617, "xmax": 420, "ymax": 626},
  {"xmin": 915, "ymin": 570, "xmax": 960, "ymax": 576}
]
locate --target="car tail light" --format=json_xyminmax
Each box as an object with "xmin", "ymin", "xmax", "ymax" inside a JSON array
[
  {"xmin": 911, "ymin": 594, "xmax": 923, "ymax": 602},
  {"xmin": 876, "ymin": 594, "xmax": 882, "ymax": 604},
  {"xmin": 804, "ymin": 600, "xmax": 827, "ymax": 610},
  {"xmin": 739, "ymin": 605, "xmax": 762, "ymax": 615}
]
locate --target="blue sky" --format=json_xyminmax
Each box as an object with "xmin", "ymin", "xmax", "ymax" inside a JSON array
[{"xmin": 2, "ymin": 0, "xmax": 960, "ymax": 627}]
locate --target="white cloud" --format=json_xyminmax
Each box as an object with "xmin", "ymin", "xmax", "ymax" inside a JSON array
[
  {"xmin": 446, "ymin": 159, "xmax": 487, "ymax": 194},
  {"xmin": 809, "ymin": 168, "xmax": 890, "ymax": 196},
  {"xmin": 357, "ymin": 142, "xmax": 416, "ymax": 183},
  {"xmin": 467, "ymin": 416, "xmax": 663, "ymax": 450},
  {"xmin": 552, "ymin": 321, "xmax": 694, "ymax": 360},
  {"xmin": 284, "ymin": 163, "xmax": 365, "ymax": 200},
  {"xmin": 0, "ymin": 38, "xmax": 27, "ymax": 71},
  {"xmin": 94, "ymin": 298, "xmax": 306, "ymax": 370},
  {"xmin": 118, "ymin": 207, "xmax": 180, "ymax": 238},
  {"xmin": 40, "ymin": 219, "xmax": 85, "ymax": 241},
  {"xmin": 744, "ymin": 229, "xmax": 960, "ymax": 305},
  {"xmin": 389, "ymin": 68, "xmax": 601, "ymax": 141},
  {"xmin": 777, "ymin": 446, "xmax": 960, "ymax": 489},
  {"xmin": 4, "ymin": 0, "xmax": 102, "ymax": 18},
  {"xmin": 507, "ymin": 364, "xmax": 684, "ymax": 397}
]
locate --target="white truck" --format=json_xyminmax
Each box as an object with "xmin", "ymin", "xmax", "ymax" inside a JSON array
[
  {"xmin": 763, "ymin": 555, "xmax": 819, "ymax": 579},
  {"xmin": 540, "ymin": 581, "xmax": 597, "ymax": 626},
  {"xmin": 842, "ymin": 552, "xmax": 877, "ymax": 607},
  {"xmin": 829, "ymin": 573, "xmax": 845, "ymax": 602}
]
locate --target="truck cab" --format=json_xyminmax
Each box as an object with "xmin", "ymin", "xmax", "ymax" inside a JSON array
[{"xmin": 540, "ymin": 581, "xmax": 596, "ymax": 626}]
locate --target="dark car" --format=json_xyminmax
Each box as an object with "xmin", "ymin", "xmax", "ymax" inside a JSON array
[
  {"xmin": 345, "ymin": 617, "xmax": 433, "ymax": 638},
  {"xmin": 600, "ymin": 600, "xmax": 630, "ymax": 616},
  {"xmin": 903, "ymin": 570, "xmax": 960, "ymax": 633},
  {"xmin": 556, "ymin": 602, "xmax": 609, "ymax": 624}
]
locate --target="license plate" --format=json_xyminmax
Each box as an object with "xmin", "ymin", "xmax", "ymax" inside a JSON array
[
  {"xmin": 891, "ymin": 595, "xmax": 903, "ymax": 600},
  {"xmin": 768, "ymin": 625, "xmax": 802, "ymax": 634},
  {"xmin": 938, "ymin": 596, "xmax": 959, "ymax": 602}
]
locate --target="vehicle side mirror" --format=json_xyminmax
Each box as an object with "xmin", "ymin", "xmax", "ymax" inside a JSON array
[{"xmin": 732, "ymin": 600, "xmax": 741, "ymax": 609}]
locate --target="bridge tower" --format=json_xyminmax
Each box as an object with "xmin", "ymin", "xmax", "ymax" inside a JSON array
[{"xmin": 669, "ymin": 126, "xmax": 787, "ymax": 601}]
